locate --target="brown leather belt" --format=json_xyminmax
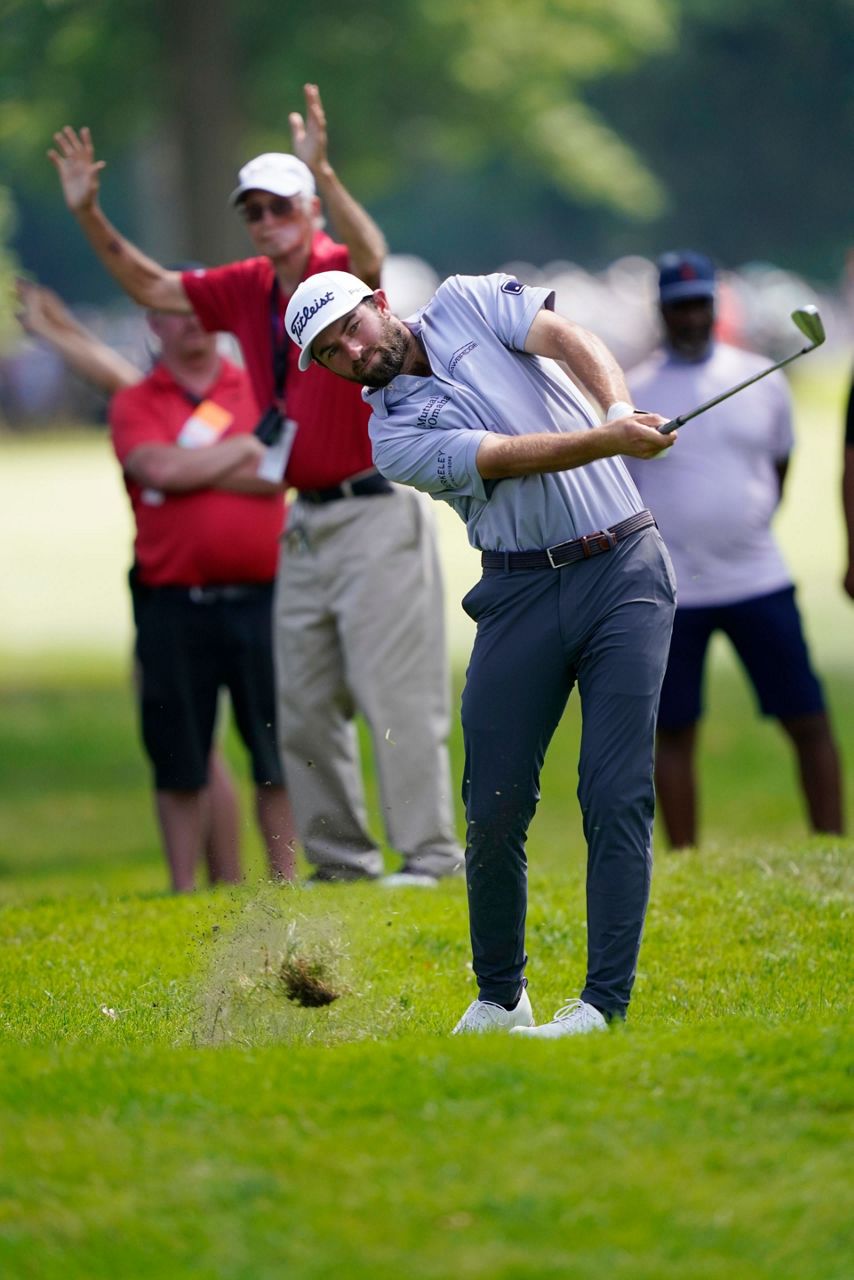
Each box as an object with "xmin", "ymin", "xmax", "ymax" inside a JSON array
[{"xmin": 480, "ymin": 510, "xmax": 656, "ymax": 571}]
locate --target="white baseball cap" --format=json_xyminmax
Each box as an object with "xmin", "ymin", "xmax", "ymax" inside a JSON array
[
  {"xmin": 285, "ymin": 270, "xmax": 376, "ymax": 371},
  {"xmin": 229, "ymin": 153, "xmax": 316, "ymax": 206}
]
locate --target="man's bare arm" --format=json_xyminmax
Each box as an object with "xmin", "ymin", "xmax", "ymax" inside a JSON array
[
  {"xmin": 214, "ymin": 457, "xmax": 285, "ymax": 496},
  {"xmin": 16, "ymin": 279, "xmax": 141, "ymax": 394},
  {"xmin": 476, "ymin": 413, "xmax": 675, "ymax": 480},
  {"xmin": 124, "ymin": 435, "xmax": 265, "ymax": 492},
  {"xmin": 843, "ymin": 445, "xmax": 854, "ymax": 600},
  {"xmin": 523, "ymin": 309, "xmax": 632, "ymax": 416},
  {"xmin": 48, "ymin": 126, "xmax": 191, "ymax": 313},
  {"xmin": 290, "ymin": 85, "xmax": 386, "ymax": 288}
]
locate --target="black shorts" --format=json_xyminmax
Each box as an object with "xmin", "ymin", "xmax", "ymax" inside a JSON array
[
  {"xmin": 657, "ymin": 585, "xmax": 826, "ymax": 732},
  {"xmin": 133, "ymin": 580, "xmax": 283, "ymax": 791}
]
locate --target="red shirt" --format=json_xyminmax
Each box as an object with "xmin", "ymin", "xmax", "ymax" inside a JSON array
[
  {"xmin": 182, "ymin": 233, "xmax": 374, "ymax": 490},
  {"xmin": 110, "ymin": 359, "xmax": 285, "ymax": 588}
]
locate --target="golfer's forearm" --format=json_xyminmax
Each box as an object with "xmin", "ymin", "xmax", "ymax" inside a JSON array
[
  {"xmin": 477, "ymin": 428, "xmax": 612, "ymax": 479},
  {"xmin": 525, "ymin": 311, "xmax": 630, "ymax": 413},
  {"xmin": 561, "ymin": 333, "xmax": 629, "ymax": 414},
  {"xmin": 74, "ymin": 205, "xmax": 189, "ymax": 312},
  {"xmin": 316, "ymin": 166, "xmax": 386, "ymax": 287}
]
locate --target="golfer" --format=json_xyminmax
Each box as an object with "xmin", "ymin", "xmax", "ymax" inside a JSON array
[{"xmin": 284, "ymin": 269, "xmax": 677, "ymax": 1037}]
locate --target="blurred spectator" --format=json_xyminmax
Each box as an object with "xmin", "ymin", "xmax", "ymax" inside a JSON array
[
  {"xmin": 16, "ymin": 278, "xmax": 295, "ymax": 891},
  {"xmin": 626, "ymin": 251, "xmax": 844, "ymax": 847},
  {"xmin": 48, "ymin": 87, "xmax": 463, "ymax": 885}
]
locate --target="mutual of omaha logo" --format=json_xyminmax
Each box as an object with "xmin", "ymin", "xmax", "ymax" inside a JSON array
[
  {"xmin": 448, "ymin": 341, "xmax": 478, "ymax": 375},
  {"xmin": 290, "ymin": 290, "xmax": 335, "ymax": 341},
  {"xmin": 501, "ymin": 278, "xmax": 524, "ymax": 295},
  {"xmin": 417, "ymin": 394, "xmax": 451, "ymax": 428}
]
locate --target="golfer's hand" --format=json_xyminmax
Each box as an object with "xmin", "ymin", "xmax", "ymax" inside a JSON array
[
  {"xmin": 15, "ymin": 279, "xmax": 80, "ymax": 340},
  {"xmin": 48, "ymin": 126, "xmax": 106, "ymax": 214},
  {"xmin": 289, "ymin": 83, "xmax": 329, "ymax": 175},
  {"xmin": 605, "ymin": 412, "xmax": 676, "ymax": 459}
]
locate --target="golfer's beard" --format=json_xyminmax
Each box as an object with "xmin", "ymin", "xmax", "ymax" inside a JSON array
[{"xmin": 355, "ymin": 324, "xmax": 410, "ymax": 387}]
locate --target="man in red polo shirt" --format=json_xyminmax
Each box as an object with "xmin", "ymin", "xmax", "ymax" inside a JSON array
[
  {"xmin": 110, "ymin": 305, "xmax": 294, "ymax": 892},
  {"xmin": 14, "ymin": 276, "xmax": 283, "ymax": 892},
  {"xmin": 50, "ymin": 85, "xmax": 462, "ymax": 884}
]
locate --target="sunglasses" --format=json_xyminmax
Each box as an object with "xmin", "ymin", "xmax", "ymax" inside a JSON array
[{"xmin": 240, "ymin": 195, "xmax": 301, "ymax": 223}]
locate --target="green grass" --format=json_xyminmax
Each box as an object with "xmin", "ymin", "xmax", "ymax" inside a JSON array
[
  {"xmin": 1, "ymin": 395, "xmax": 853, "ymax": 1276},
  {"xmin": 0, "ymin": 670, "xmax": 852, "ymax": 1278}
]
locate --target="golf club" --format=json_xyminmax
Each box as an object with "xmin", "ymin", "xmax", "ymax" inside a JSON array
[{"xmin": 658, "ymin": 305, "xmax": 826, "ymax": 434}]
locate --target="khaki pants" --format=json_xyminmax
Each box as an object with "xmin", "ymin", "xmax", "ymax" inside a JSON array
[{"xmin": 274, "ymin": 484, "xmax": 463, "ymax": 878}]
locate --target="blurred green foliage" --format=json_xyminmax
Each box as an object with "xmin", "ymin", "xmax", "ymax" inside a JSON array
[
  {"xmin": 2, "ymin": 0, "xmax": 853, "ymax": 288},
  {"xmin": 1, "ymin": 0, "xmax": 672, "ymax": 209},
  {"xmin": 0, "ymin": 187, "xmax": 19, "ymax": 350}
]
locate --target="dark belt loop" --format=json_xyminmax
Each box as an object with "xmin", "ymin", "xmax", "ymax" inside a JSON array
[{"xmin": 503, "ymin": 551, "xmax": 510, "ymax": 574}]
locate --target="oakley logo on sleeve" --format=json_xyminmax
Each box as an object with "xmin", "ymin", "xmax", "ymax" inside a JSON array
[
  {"xmin": 501, "ymin": 278, "xmax": 524, "ymax": 295},
  {"xmin": 436, "ymin": 450, "xmax": 457, "ymax": 489},
  {"xmin": 290, "ymin": 290, "xmax": 335, "ymax": 340}
]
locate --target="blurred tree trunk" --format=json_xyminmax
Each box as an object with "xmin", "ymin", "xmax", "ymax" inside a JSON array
[{"xmin": 157, "ymin": 0, "xmax": 247, "ymax": 266}]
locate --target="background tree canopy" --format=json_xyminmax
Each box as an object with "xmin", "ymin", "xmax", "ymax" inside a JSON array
[{"xmin": 2, "ymin": 0, "xmax": 851, "ymax": 298}]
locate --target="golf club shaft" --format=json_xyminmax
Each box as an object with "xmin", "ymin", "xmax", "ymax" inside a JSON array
[{"xmin": 658, "ymin": 343, "xmax": 813, "ymax": 434}]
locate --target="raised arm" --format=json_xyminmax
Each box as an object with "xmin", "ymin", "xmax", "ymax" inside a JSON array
[
  {"xmin": 475, "ymin": 307, "xmax": 674, "ymax": 479},
  {"xmin": 48, "ymin": 127, "xmax": 191, "ymax": 313},
  {"xmin": 16, "ymin": 278, "xmax": 141, "ymax": 394},
  {"xmin": 523, "ymin": 308, "xmax": 632, "ymax": 417},
  {"xmin": 290, "ymin": 85, "xmax": 386, "ymax": 288}
]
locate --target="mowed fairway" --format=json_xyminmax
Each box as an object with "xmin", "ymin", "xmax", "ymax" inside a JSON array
[{"xmin": 0, "ymin": 364, "xmax": 852, "ymax": 1278}]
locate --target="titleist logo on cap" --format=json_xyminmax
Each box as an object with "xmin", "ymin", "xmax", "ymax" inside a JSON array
[{"xmin": 290, "ymin": 290, "xmax": 335, "ymax": 341}]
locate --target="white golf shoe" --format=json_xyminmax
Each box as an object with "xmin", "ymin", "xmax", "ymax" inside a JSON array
[
  {"xmin": 452, "ymin": 987, "xmax": 534, "ymax": 1035},
  {"xmin": 510, "ymin": 998, "xmax": 607, "ymax": 1039},
  {"xmin": 380, "ymin": 870, "xmax": 439, "ymax": 888}
]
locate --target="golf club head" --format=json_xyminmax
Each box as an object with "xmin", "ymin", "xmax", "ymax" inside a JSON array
[{"xmin": 791, "ymin": 305, "xmax": 825, "ymax": 349}]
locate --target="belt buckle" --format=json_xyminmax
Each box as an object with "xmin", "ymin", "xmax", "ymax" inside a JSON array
[
  {"xmin": 545, "ymin": 542, "xmax": 566, "ymax": 569},
  {"xmin": 580, "ymin": 529, "xmax": 617, "ymax": 559}
]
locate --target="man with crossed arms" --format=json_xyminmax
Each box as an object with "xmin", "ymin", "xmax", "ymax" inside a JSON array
[
  {"xmin": 49, "ymin": 86, "xmax": 462, "ymax": 886},
  {"xmin": 284, "ymin": 269, "xmax": 677, "ymax": 1037}
]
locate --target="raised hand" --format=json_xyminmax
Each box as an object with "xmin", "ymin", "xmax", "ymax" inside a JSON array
[
  {"xmin": 48, "ymin": 126, "xmax": 106, "ymax": 213},
  {"xmin": 15, "ymin": 278, "xmax": 81, "ymax": 340},
  {"xmin": 289, "ymin": 83, "xmax": 329, "ymax": 174}
]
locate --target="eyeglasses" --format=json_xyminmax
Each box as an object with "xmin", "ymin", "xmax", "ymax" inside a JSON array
[{"xmin": 240, "ymin": 196, "xmax": 300, "ymax": 223}]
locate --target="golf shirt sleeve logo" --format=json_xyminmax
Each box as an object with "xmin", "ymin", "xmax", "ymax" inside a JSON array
[
  {"xmin": 290, "ymin": 290, "xmax": 335, "ymax": 341},
  {"xmin": 500, "ymin": 278, "xmax": 525, "ymax": 295},
  {"xmin": 436, "ymin": 449, "xmax": 458, "ymax": 490}
]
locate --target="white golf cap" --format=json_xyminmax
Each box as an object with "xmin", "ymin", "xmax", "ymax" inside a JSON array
[
  {"xmin": 285, "ymin": 270, "xmax": 376, "ymax": 371},
  {"xmin": 229, "ymin": 153, "xmax": 316, "ymax": 206}
]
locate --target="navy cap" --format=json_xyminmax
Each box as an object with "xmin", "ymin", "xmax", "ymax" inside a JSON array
[{"xmin": 658, "ymin": 250, "xmax": 716, "ymax": 304}]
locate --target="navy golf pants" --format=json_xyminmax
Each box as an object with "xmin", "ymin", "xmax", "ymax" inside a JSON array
[{"xmin": 460, "ymin": 528, "xmax": 676, "ymax": 1018}]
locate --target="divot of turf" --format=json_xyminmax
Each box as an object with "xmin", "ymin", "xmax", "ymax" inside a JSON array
[
  {"xmin": 280, "ymin": 954, "xmax": 341, "ymax": 1007},
  {"xmin": 191, "ymin": 885, "xmax": 350, "ymax": 1045}
]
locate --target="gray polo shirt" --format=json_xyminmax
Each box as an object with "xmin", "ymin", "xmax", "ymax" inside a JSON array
[{"xmin": 364, "ymin": 273, "xmax": 643, "ymax": 551}]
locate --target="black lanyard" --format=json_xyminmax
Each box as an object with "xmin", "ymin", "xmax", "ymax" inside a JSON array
[{"xmin": 270, "ymin": 278, "xmax": 289, "ymax": 403}]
